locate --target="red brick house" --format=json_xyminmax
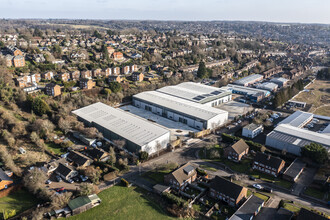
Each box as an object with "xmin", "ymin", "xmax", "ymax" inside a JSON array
[
  {"xmin": 164, "ymin": 163, "xmax": 197, "ymax": 191},
  {"xmin": 112, "ymin": 52, "xmax": 123, "ymax": 61},
  {"xmin": 209, "ymin": 176, "xmax": 247, "ymax": 206},
  {"xmin": 108, "ymin": 75, "xmax": 122, "ymax": 83},
  {"xmin": 253, "ymin": 152, "xmax": 285, "ymax": 177},
  {"xmin": 81, "ymin": 70, "xmax": 92, "ymax": 79},
  {"xmin": 58, "ymin": 72, "xmax": 70, "ymax": 82},
  {"xmin": 223, "ymin": 139, "xmax": 249, "ymax": 162},
  {"xmin": 42, "ymin": 71, "xmax": 54, "ymax": 80}
]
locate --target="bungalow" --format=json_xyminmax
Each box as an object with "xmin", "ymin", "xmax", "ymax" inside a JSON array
[
  {"xmin": 253, "ymin": 152, "xmax": 285, "ymax": 177},
  {"xmin": 209, "ymin": 176, "xmax": 247, "ymax": 206},
  {"xmin": 224, "ymin": 139, "xmax": 249, "ymax": 162},
  {"xmin": 229, "ymin": 195, "xmax": 264, "ymax": 220},
  {"xmin": 86, "ymin": 148, "xmax": 109, "ymax": 162},
  {"xmin": 67, "ymin": 151, "xmax": 92, "ymax": 168},
  {"xmin": 55, "ymin": 163, "xmax": 78, "ymax": 181},
  {"xmin": 0, "ymin": 168, "xmax": 13, "ymax": 190},
  {"xmin": 164, "ymin": 163, "xmax": 197, "ymax": 191}
]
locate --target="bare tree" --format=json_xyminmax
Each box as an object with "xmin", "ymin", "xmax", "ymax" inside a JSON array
[
  {"xmin": 51, "ymin": 192, "xmax": 72, "ymax": 209},
  {"xmin": 155, "ymin": 141, "xmax": 163, "ymax": 157},
  {"xmin": 113, "ymin": 139, "xmax": 126, "ymax": 149}
]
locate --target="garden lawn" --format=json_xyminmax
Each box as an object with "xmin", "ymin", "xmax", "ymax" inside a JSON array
[
  {"xmin": 69, "ymin": 186, "xmax": 174, "ymax": 220},
  {"xmin": 200, "ymin": 165, "xmax": 217, "ymax": 172},
  {"xmin": 46, "ymin": 142, "xmax": 65, "ymax": 155},
  {"xmin": 304, "ymin": 187, "xmax": 324, "ymax": 200},
  {"xmin": 282, "ymin": 202, "xmax": 301, "ymax": 213},
  {"xmin": 0, "ymin": 190, "xmax": 40, "ymax": 216},
  {"xmin": 254, "ymin": 193, "xmax": 269, "ymax": 202}
]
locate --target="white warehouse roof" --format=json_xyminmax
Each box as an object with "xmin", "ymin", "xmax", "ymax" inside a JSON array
[
  {"xmin": 157, "ymin": 82, "xmax": 231, "ymax": 104},
  {"xmin": 72, "ymin": 102, "xmax": 170, "ymax": 147},
  {"xmin": 133, "ymin": 91, "xmax": 228, "ymax": 121},
  {"xmin": 278, "ymin": 111, "xmax": 313, "ymax": 128},
  {"xmin": 234, "ymin": 74, "xmax": 263, "ymax": 85}
]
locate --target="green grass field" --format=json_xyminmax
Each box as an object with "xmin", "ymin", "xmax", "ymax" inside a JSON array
[
  {"xmin": 304, "ymin": 187, "xmax": 325, "ymax": 200},
  {"xmin": 69, "ymin": 186, "xmax": 174, "ymax": 220},
  {"xmin": 0, "ymin": 190, "xmax": 40, "ymax": 217},
  {"xmin": 199, "ymin": 165, "xmax": 217, "ymax": 172},
  {"xmin": 46, "ymin": 142, "xmax": 65, "ymax": 155}
]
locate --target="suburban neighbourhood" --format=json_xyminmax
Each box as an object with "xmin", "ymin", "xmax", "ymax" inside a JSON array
[{"xmin": 0, "ymin": 13, "xmax": 328, "ymax": 220}]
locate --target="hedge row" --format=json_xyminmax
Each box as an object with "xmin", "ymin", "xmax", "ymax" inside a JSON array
[{"xmin": 162, "ymin": 192, "xmax": 187, "ymax": 207}]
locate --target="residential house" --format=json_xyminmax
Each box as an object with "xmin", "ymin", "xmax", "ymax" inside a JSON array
[
  {"xmin": 67, "ymin": 151, "xmax": 92, "ymax": 168},
  {"xmin": 42, "ymin": 71, "xmax": 54, "ymax": 80},
  {"xmin": 242, "ymin": 124, "xmax": 264, "ymax": 139},
  {"xmin": 104, "ymin": 68, "xmax": 112, "ymax": 76},
  {"xmin": 70, "ymin": 71, "xmax": 81, "ymax": 80},
  {"xmin": 131, "ymin": 72, "xmax": 144, "ymax": 82},
  {"xmin": 55, "ymin": 163, "xmax": 78, "ymax": 181},
  {"xmin": 112, "ymin": 52, "xmax": 124, "ymax": 61},
  {"xmin": 224, "ymin": 139, "xmax": 249, "ymax": 162},
  {"xmin": 81, "ymin": 70, "xmax": 92, "ymax": 79},
  {"xmin": 0, "ymin": 168, "xmax": 13, "ymax": 190},
  {"xmin": 130, "ymin": 64, "xmax": 138, "ymax": 72},
  {"xmin": 31, "ymin": 73, "xmax": 41, "ymax": 83},
  {"xmin": 13, "ymin": 55, "xmax": 25, "ymax": 67},
  {"xmin": 86, "ymin": 148, "xmax": 109, "ymax": 162},
  {"xmin": 112, "ymin": 67, "xmax": 120, "ymax": 75},
  {"xmin": 282, "ymin": 158, "xmax": 306, "ymax": 182},
  {"xmin": 229, "ymin": 195, "xmax": 264, "ymax": 220},
  {"xmin": 58, "ymin": 72, "xmax": 70, "ymax": 82},
  {"xmin": 68, "ymin": 194, "xmax": 101, "ymax": 215},
  {"xmin": 164, "ymin": 163, "xmax": 197, "ymax": 191},
  {"xmin": 79, "ymin": 78, "xmax": 95, "ymax": 90},
  {"xmin": 5, "ymin": 55, "xmax": 13, "ymax": 67},
  {"xmin": 252, "ymin": 152, "xmax": 285, "ymax": 177},
  {"xmin": 107, "ymin": 46, "xmax": 115, "ymax": 56},
  {"xmin": 33, "ymin": 54, "xmax": 45, "ymax": 63},
  {"xmin": 45, "ymin": 83, "xmax": 61, "ymax": 97},
  {"xmin": 121, "ymin": 66, "xmax": 130, "ymax": 74},
  {"xmin": 108, "ymin": 75, "xmax": 122, "ymax": 83},
  {"xmin": 209, "ymin": 176, "xmax": 247, "ymax": 206},
  {"xmin": 93, "ymin": 69, "xmax": 102, "ymax": 78}
]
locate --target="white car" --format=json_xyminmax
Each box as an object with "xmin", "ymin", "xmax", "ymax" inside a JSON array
[{"xmin": 253, "ymin": 184, "xmax": 263, "ymax": 190}]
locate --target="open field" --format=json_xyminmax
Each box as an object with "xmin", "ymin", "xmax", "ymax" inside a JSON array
[
  {"xmin": 0, "ymin": 190, "xmax": 40, "ymax": 217},
  {"xmin": 292, "ymin": 80, "xmax": 330, "ymax": 116},
  {"xmin": 69, "ymin": 186, "xmax": 174, "ymax": 220}
]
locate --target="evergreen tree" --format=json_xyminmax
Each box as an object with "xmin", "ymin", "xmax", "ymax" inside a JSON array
[
  {"xmin": 197, "ymin": 61, "xmax": 208, "ymax": 79},
  {"xmin": 301, "ymin": 143, "xmax": 328, "ymax": 164}
]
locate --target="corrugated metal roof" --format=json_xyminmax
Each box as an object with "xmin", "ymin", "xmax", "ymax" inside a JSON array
[
  {"xmin": 272, "ymin": 124, "xmax": 330, "ymax": 147},
  {"xmin": 223, "ymin": 84, "xmax": 270, "ymax": 96},
  {"xmin": 133, "ymin": 91, "xmax": 228, "ymax": 121},
  {"xmin": 278, "ymin": 111, "xmax": 313, "ymax": 128},
  {"xmin": 157, "ymin": 82, "xmax": 231, "ymax": 104},
  {"xmin": 234, "ymin": 74, "xmax": 263, "ymax": 85},
  {"xmin": 72, "ymin": 102, "xmax": 170, "ymax": 147}
]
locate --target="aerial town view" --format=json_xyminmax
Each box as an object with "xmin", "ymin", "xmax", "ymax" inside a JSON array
[{"xmin": 0, "ymin": 0, "xmax": 329, "ymax": 220}]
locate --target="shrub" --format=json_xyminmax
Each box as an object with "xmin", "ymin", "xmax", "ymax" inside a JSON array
[
  {"xmin": 121, "ymin": 178, "xmax": 129, "ymax": 187},
  {"xmin": 221, "ymin": 133, "xmax": 240, "ymax": 143},
  {"xmin": 162, "ymin": 192, "xmax": 187, "ymax": 207},
  {"xmin": 196, "ymin": 168, "xmax": 207, "ymax": 176},
  {"xmin": 139, "ymin": 151, "xmax": 149, "ymax": 161}
]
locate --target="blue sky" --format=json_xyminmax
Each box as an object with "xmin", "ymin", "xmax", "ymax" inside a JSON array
[{"xmin": 2, "ymin": 0, "xmax": 330, "ymax": 24}]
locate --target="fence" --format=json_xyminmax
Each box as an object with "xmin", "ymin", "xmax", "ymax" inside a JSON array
[{"xmin": 189, "ymin": 129, "xmax": 211, "ymax": 138}]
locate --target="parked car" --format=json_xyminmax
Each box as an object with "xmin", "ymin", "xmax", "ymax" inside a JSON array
[
  {"xmin": 45, "ymin": 179, "xmax": 52, "ymax": 184},
  {"xmin": 263, "ymin": 187, "xmax": 273, "ymax": 193},
  {"xmin": 56, "ymin": 175, "xmax": 62, "ymax": 182},
  {"xmin": 249, "ymin": 176, "xmax": 256, "ymax": 181},
  {"xmin": 67, "ymin": 179, "xmax": 74, "ymax": 184},
  {"xmin": 253, "ymin": 184, "xmax": 263, "ymax": 190},
  {"xmin": 80, "ymin": 175, "xmax": 88, "ymax": 182},
  {"xmin": 56, "ymin": 187, "xmax": 65, "ymax": 192},
  {"xmin": 237, "ymin": 120, "xmax": 242, "ymax": 124}
]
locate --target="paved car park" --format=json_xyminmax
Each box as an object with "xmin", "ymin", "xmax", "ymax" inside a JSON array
[{"xmin": 215, "ymin": 101, "xmax": 254, "ymax": 120}]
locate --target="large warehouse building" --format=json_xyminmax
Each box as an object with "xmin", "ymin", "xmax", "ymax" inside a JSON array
[
  {"xmin": 222, "ymin": 84, "xmax": 270, "ymax": 103},
  {"xmin": 266, "ymin": 111, "xmax": 330, "ymax": 155},
  {"xmin": 234, "ymin": 74, "xmax": 264, "ymax": 86},
  {"xmin": 133, "ymin": 90, "xmax": 229, "ymax": 130},
  {"xmin": 72, "ymin": 102, "xmax": 171, "ymax": 155},
  {"xmin": 156, "ymin": 82, "xmax": 232, "ymax": 107}
]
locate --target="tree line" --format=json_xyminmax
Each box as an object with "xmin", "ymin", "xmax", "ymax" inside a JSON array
[{"xmin": 273, "ymin": 79, "xmax": 305, "ymax": 107}]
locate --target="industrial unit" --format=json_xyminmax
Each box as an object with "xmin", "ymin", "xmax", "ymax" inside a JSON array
[
  {"xmin": 222, "ymin": 84, "xmax": 270, "ymax": 102},
  {"xmin": 132, "ymin": 90, "xmax": 228, "ymax": 130},
  {"xmin": 257, "ymin": 82, "xmax": 278, "ymax": 92},
  {"xmin": 72, "ymin": 102, "xmax": 171, "ymax": 155},
  {"xmin": 234, "ymin": 74, "xmax": 264, "ymax": 86},
  {"xmin": 156, "ymin": 82, "xmax": 232, "ymax": 107},
  {"xmin": 266, "ymin": 111, "xmax": 330, "ymax": 155}
]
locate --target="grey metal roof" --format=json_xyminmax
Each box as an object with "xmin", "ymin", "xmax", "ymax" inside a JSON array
[
  {"xmin": 257, "ymin": 82, "xmax": 278, "ymax": 91},
  {"xmin": 229, "ymin": 195, "xmax": 264, "ymax": 220},
  {"xmin": 322, "ymin": 124, "xmax": 330, "ymax": 135},
  {"xmin": 243, "ymin": 123, "xmax": 262, "ymax": 131},
  {"xmin": 224, "ymin": 84, "xmax": 269, "ymax": 96},
  {"xmin": 270, "ymin": 77, "xmax": 289, "ymax": 83},
  {"xmin": 234, "ymin": 74, "xmax": 263, "ymax": 85},
  {"xmin": 72, "ymin": 102, "xmax": 170, "ymax": 147},
  {"xmin": 278, "ymin": 111, "xmax": 313, "ymax": 128},
  {"xmin": 157, "ymin": 82, "xmax": 231, "ymax": 104},
  {"xmin": 133, "ymin": 91, "xmax": 228, "ymax": 121},
  {"xmin": 270, "ymin": 124, "xmax": 330, "ymax": 147}
]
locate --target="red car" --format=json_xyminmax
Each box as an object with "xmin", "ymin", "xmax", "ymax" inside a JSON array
[{"xmin": 56, "ymin": 187, "xmax": 65, "ymax": 192}]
